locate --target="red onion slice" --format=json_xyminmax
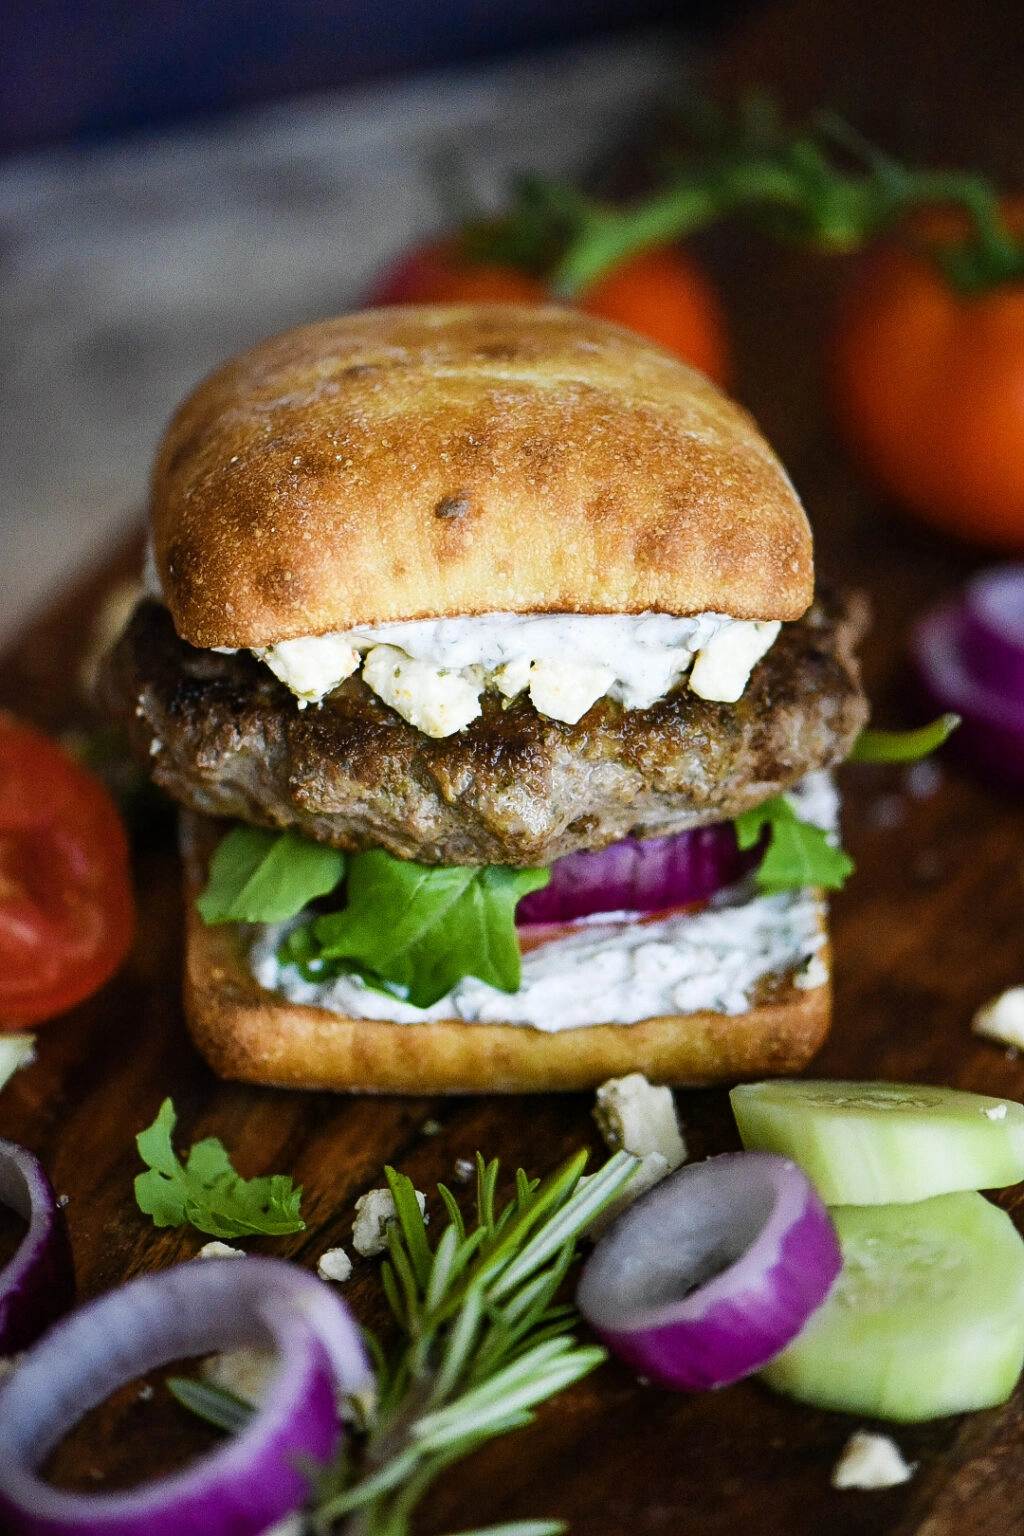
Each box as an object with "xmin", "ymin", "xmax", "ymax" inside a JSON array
[
  {"xmin": 516, "ymin": 823, "xmax": 755, "ymax": 926},
  {"xmin": 0, "ymin": 1257, "xmax": 371, "ymax": 1536},
  {"xmin": 913, "ymin": 593, "xmax": 1024, "ymax": 789},
  {"xmin": 960, "ymin": 566, "xmax": 1024, "ymax": 699},
  {"xmin": 0, "ymin": 1140, "xmax": 75, "ymax": 1356},
  {"xmin": 576, "ymin": 1153, "xmax": 841, "ymax": 1392}
]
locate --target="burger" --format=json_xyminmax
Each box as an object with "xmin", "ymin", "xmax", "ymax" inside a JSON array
[{"xmin": 104, "ymin": 305, "xmax": 867, "ymax": 1093}]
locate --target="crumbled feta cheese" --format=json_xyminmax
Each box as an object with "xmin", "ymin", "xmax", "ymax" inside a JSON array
[
  {"xmin": 196, "ymin": 1240, "xmax": 246, "ymax": 1260},
  {"xmin": 0, "ymin": 1034, "xmax": 35, "ymax": 1094},
  {"xmin": 317, "ymin": 1246, "xmax": 353, "ymax": 1283},
  {"xmin": 453, "ymin": 1157, "xmax": 476, "ymax": 1184},
  {"xmin": 236, "ymin": 610, "xmax": 783, "ymax": 731},
  {"xmin": 973, "ymin": 987, "xmax": 1024, "ymax": 1050},
  {"xmin": 493, "ymin": 654, "xmax": 533, "ymax": 699},
  {"xmin": 201, "ymin": 1346, "xmax": 277, "ymax": 1404},
  {"xmin": 689, "ymin": 620, "xmax": 780, "ymax": 703},
  {"xmin": 527, "ymin": 658, "xmax": 616, "ymax": 725},
  {"xmin": 593, "ymin": 1073, "xmax": 686, "ymax": 1167},
  {"xmin": 361, "ymin": 646, "xmax": 483, "ymax": 737},
  {"xmin": 794, "ymin": 953, "xmax": 829, "ymax": 991},
  {"xmin": 831, "ymin": 1431, "xmax": 915, "ymax": 1490},
  {"xmin": 352, "ymin": 1187, "xmax": 427, "ymax": 1257},
  {"xmin": 983, "ymin": 1103, "xmax": 1009, "ymax": 1121},
  {"xmin": 256, "ymin": 634, "xmax": 359, "ymax": 705}
]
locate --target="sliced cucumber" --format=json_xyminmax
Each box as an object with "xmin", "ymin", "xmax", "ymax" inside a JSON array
[
  {"xmin": 730, "ymin": 1079, "xmax": 1024, "ymax": 1204},
  {"xmin": 760, "ymin": 1192, "xmax": 1024, "ymax": 1421}
]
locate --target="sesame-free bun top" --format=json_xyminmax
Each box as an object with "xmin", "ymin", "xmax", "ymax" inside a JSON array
[{"xmin": 152, "ymin": 305, "xmax": 814, "ymax": 649}]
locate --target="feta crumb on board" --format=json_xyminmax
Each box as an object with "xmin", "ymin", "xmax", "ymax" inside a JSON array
[
  {"xmin": 831, "ymin": 1431, "xmax": 915, "ymax": 1490},
  {"xmin": 593, "ymin": 1073, "xmax": 686, "ymax": 1167},
  {"xmin": 581, "ymin": 1074, "xmax": 689, "ymax": 1239},
  {"xmin": 196, "ymin": 1240, "xmax": 246, "ymax": 1260},
  {"xmin": 352, "ymin": 1187, "xmax": 427, "ymax": 1257},
  {"xmin": 0, "ymin": 1035, "xmax": 35, "ymax": 1094},
  {"xmin": 318, "ymin": 1246, "xmax": 353, "ymax": 1283},
  {"xmin": 201, "ymin": 1346, "xmax": 277, "ymax": 1405},
  {"xmin": 973, "ymin": 987, "xmax": 1024, "ymax": 1050}
]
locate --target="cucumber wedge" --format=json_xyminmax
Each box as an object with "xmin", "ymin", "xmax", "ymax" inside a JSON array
[
  {"xmin": 759, "ymin": 1192, "xmax": 1024, "ymax": 1421},
  {"xmin": 730, "ymin": 1079, "xmax": 1024, "ymax": 1204}
]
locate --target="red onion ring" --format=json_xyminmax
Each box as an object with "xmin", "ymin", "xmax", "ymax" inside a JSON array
[
  {"xmin": 913, "ymin": 571, "xmax": 1024, "ymax": 789},
  {"xmin": 960, "ymin": 566, "xmax": 1024, "ymax": 699},
  {"xmin": 0, "ymin": 1140, "xmax": 74, "ymax": 1356},
  {"xmin": 0, "ymin": 1257, "xmax": 371, "ymax": 1536},
  {"xmin": 576, "ymin": 1153, "xmax": 841, "ymax": 1392},
  {"xmin": 516, "ymin": 823, "xmax": 755, "ymax": 926}
]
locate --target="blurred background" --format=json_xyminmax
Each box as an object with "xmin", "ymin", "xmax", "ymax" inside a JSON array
[{"xmin": 0, "ymin": 0, "xmax": 751, "ymax": 645}]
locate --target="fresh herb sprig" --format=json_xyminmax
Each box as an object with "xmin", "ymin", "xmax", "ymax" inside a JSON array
[
  {"xmin": 282, "ymin": 854, "xmax": 550, "ymax": 1008},
  {"xmin": 135, "ymin": 1098, "xmax": 305, "ymax": 1239},
  {"xmin": 173, "ymin": 1150, "xmax": 638, "ymax": 1536},
  {"xmin": 470, "ymin": 96, "xmax": 1024, "ymax": 297},
  {"xmin": 735, "ymin": 797, "xmax": 854, "ymax": 893}
]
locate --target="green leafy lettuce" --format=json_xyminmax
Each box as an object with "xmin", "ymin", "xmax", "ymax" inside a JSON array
[
  {"xmin": 281, "ymin": 851, "xmax": 550, "ymax": 1009},
  {"xmin": 735, "ymin": 796, "xmax": 854, "ymax": 893},
  {"xmin": 135, "ymin": 1098, "xmax": 304, "ymax": 1238},
  {"xmin": 196, "ymin": 824, "xmax": 345, "ymax": 924}
]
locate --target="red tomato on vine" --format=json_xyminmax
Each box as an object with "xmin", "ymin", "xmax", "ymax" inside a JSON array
[
  {"xmin": 579, "ymin": 246, "xmax": 731, "ymax": 388},
  {"xmin": 832, "ymin": 206, "xmax": 1024, "ymax": 550}
]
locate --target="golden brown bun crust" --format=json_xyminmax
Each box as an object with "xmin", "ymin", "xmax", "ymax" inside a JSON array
[
  {"xmin": 181, "ymin": 814, "xmax": 830, "ymax": 1094},
  {"xmin": 153, "ymin": 306, "xmax": 814, "ymax": 649}
]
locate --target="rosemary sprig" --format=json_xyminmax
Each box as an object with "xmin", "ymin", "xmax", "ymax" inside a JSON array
[
  {"xmin": 173, "ymin": 1149, "xmax": 638, "ymax": 1536},
  {"xmin": 315, "ymin": 1150, "xmax": 636, "ymax": 1536}
]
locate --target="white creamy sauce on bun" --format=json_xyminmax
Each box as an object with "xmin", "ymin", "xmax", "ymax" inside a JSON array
[{"xmin": 247, "ymin": 610, "xmax": 781, "ymax": 732}]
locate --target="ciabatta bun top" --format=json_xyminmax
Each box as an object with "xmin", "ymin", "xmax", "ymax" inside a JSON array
[{"xmin": 151, "ymin": 305, "xmax": 814, "ymax": 649}]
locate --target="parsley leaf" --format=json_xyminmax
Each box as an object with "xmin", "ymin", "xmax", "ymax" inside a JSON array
[
  {"xmin": 849, "ymin": 713, "xmax": 960, "ymax": 763},
  {"xmin": 282, "ymin": 850, "xmax": 550, "ymax": 1009},
  {"xmin": 134, "ymin": 1098, "xmax": 305, "ymax": 1238},
  {"xmin": 196, "ymin": 825, "xmax": 345, "ymax": 925},
  {"xmin": 735, "ymin": 796, "xmax": 854, "ymax": 893}
]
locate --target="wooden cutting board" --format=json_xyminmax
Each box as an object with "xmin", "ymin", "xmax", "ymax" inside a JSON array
[{"xmin": 2, "ymin": 0, "xmax": 1024, "ymax": 1529}]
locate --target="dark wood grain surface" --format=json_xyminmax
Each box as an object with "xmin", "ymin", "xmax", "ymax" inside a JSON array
[{"xmin": 3, "ymin": 0, "xmax": 1024, "ymax": 1531}]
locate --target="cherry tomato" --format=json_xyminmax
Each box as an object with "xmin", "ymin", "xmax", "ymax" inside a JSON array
[
  {"xmin": 579, "ymin": 246, "xmax": 732, "ymax": 387},
  {"xmin": 0, "ymin": 714, "xmax": 135, "ymax": 1028},
  {"xmin": 367, "ymin": 237, "xmax": 547, "ymax": 306},
  {"xmin": 832, "ymin": 210, "xmax": 1024, "ymax": 550}
]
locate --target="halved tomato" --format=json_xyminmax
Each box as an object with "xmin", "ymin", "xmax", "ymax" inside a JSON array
[{"xmin": 0, "ymin": 714, "xmax": 135, "ymax": 1027}]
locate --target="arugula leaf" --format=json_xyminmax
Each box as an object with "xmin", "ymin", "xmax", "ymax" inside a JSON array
[
  {"xmin": 849, "ymin": 713, "xmax": 960, "ymax": 763},
  {"xmin": 282, "ymin": 850, "xmax": 550, "ymax": 1009},
  {"xmin": 735, "ymin": 797, "xmax": 854, "ymax": 893},
  {"xmin": 134, "ymin": 1098, "xmax": 305, "ymax": 1238},
  {"xmin": 196, "ymin": 825, "xmax": 345, "ymax": 924}
]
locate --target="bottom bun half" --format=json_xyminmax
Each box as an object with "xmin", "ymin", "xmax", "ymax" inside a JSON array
[{"xmin": 180, "ymin": 813, "xmax": 831, "ymax": 1094}]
